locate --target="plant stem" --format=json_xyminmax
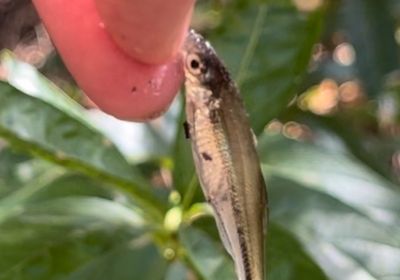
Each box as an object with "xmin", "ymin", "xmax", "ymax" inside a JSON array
[
  {"xmin": 236, "ymin": 4, "xmax": 267, "ymax": 86},
  {"xmin": 182, "ymin": 173, "xmax": 198, "ymax": 210}
]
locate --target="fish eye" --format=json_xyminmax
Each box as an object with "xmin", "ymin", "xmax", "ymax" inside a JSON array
[
  {"xmin": 186, "ymin": 53, "xmax": 204, "ymax": 76},
  {"xmin": 190, "ymin": 59, "xmax": 200, "ymax": 69}
]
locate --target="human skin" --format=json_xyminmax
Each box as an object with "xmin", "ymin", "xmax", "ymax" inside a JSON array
[
  {"xmin": 32, "ymin": 0, "xmax": 194, "ymax": 120},
  {"xmin": 95, "ymin": 0, "xmax": 195, "ymax": 64}
]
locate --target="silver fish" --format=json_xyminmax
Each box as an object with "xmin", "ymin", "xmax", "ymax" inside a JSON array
[{"xmin": 182, "ymin": 30, "xmax": 268, "ymax": 280}]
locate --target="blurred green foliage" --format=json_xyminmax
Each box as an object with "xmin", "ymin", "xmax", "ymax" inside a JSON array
[{"xmin": 0, "ymin": 0, "xmax": 399, "ymax": 279}]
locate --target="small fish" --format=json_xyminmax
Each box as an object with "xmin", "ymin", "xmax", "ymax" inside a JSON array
[{"xmin": 182, "ymin": 30, "xmax": 268, "ymax": 280}]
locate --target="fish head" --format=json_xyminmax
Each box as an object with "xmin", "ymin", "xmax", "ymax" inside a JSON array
[{"xmin": 182, "ymin": 30, "xmax": 231, "ymax": 91}]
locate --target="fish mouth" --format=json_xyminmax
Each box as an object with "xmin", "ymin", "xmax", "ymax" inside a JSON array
[
  {"xmin": 183, "ymin": 29, "xmax": 205, "ymax": 52},
  {"xmin": 182, "ymin": 29, "xmax": 216, "ymax": 58}
]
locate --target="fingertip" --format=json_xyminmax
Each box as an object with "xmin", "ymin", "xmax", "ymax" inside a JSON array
[{"xmin": 94, "ymin": 0, "xmax": 195, "ymax": 64}]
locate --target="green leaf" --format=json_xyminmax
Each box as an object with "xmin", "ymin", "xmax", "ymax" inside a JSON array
[
  {"xmin": 172, "ymin": 97, "xmax": 196, "ymax": 193},
  {"xmin": 260, "ymin": 134, "xmax": 400, "ymax": 279},
  {"xmin": 209, "ymin": 1, "xmax": 327, "ymax": 133},
  {"xmin": 0, "ymin": 167, "xmax": 64, "ymax": 223},
  {"xmin": 87, "ymin": 100, "xmax": 180, "ymax": 162},
  {"xmin": 64, "ymin": 243, "xmax": 167, "ymax": 280},
  {"xmin": 267, "ymin": 224, "xmax": 327, "ymax": 280},
  {"xmin": 165, "ymin": 262, "xmax": 191, "ymax": 280},
  {"xmin": 179, "ymin": 226, "xmax": 236, "ymax": 280},
  {"xmin": 180, "ymin": 222, "xmax": 327, "ymax": 280},
  {"xmin": 282, "ymin": 108, "xmax": 394, "ymax": 181},
  {"xmin": 0, "ymin": 147, "xmax": 30, "ymax": 196},
  {"xmin": 0, "ymin": 51, "xmax": 91, "ymax": 127},
  {"xmin": 0, "ymin": 54, "xmax": 165, "ymax": 220},
  {"xmin": 0, "ymin": 168, "xmax": 155, "ymax": 280},
  {"xmin": 0, "ymin": 196, "xmax": 146, "ymax": 280},
  {"xmin": 25, "ymin": 174, "xmax": 113, "ymax": 203},
  {"xmin": 171, "ymin": 97, "xmax": 202, "ymax": 208},
  {"xmin": 339, "ymin": 0, "xmax": 399, "ymax": 97},
  {"xmin": 0, "ymin": 169, "xmax": 114, "ymax": 213}
]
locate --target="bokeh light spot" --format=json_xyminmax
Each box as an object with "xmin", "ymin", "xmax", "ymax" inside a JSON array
[
  {"xmin": 333, "ymin": 43, "xmax": 356, "ymax": 66},
  {"xmin": 293, "ymin": 0, "xmax": 323, "ymax": 12}
]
